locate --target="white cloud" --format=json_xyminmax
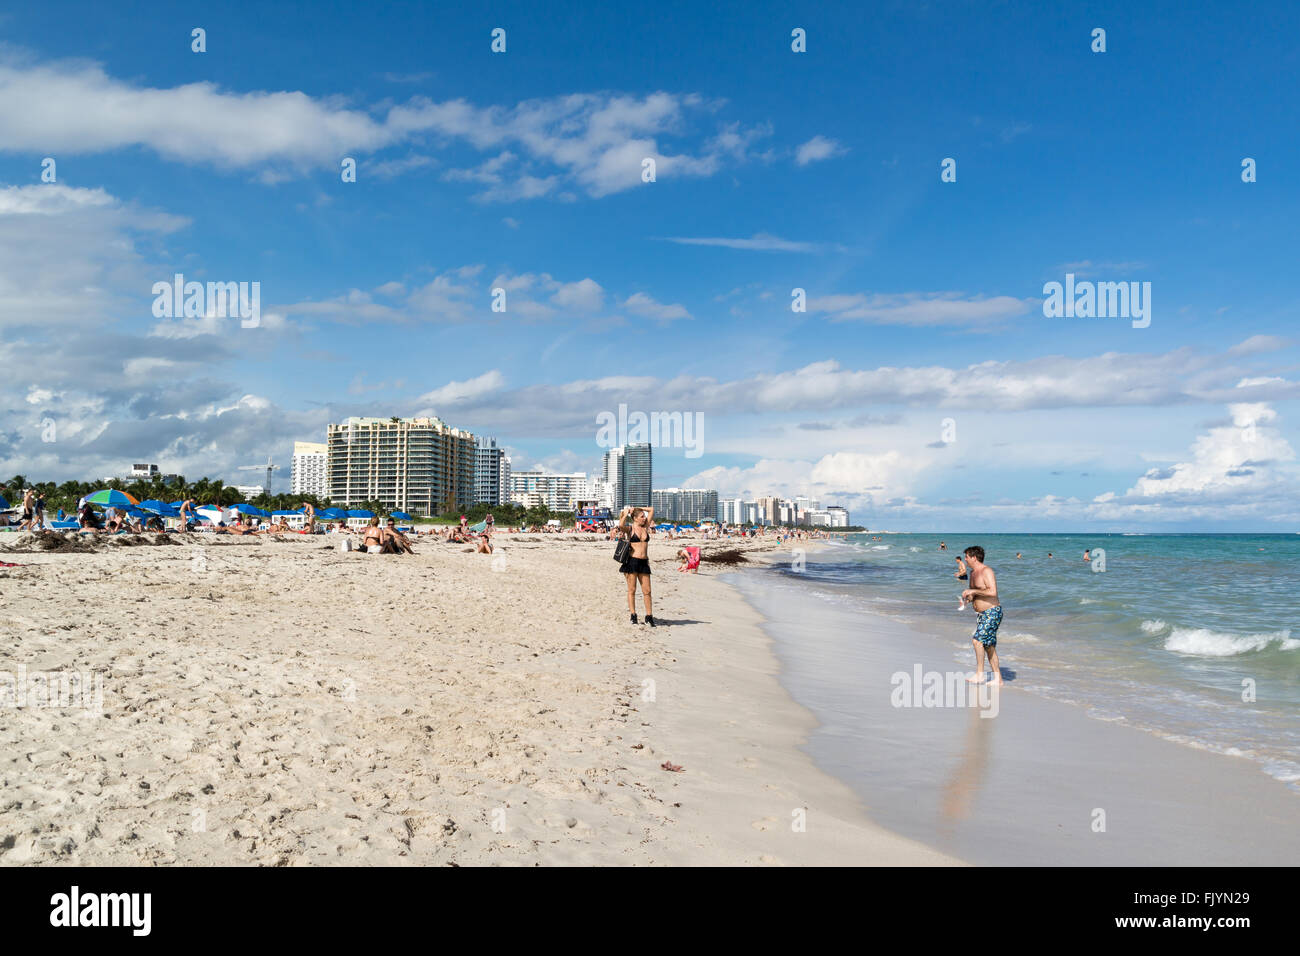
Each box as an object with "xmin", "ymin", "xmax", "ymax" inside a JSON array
[
  {"xmin": 622, "ymin": 292, "xmax": 691, "ymax": 323},
  {"xmin": 1086, "ymin": 403, "xmax": 1297, "ymax": 523},
  {"xmin": 0, "ymin": 56, "xmax": 775, "ymax": 196},
  {"xmin": 663, "ymin": 233, "xmax": 818, "ymax": 252},
  {"xmin": 414, "ymin": 370, "xmax": 506, "ymax": 409},
  {"xmin": 808, "ymin": 291, "xmax": 1033, "ymax": 327},
  {"xmin": 685, "ymin": 449, "xmax": 928, "ymax": 508},
  {"xmin": 795, "ymin": 135, "xmax": 847, "ymax": 166},
  {"xmin": 550, "ymin": 278, "xmax": 605, "ymax": 312}
]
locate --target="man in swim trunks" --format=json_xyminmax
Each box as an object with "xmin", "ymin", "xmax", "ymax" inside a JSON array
[{"xmin": 958, "ymin": 545, "xmax": 1003, "ymax": 685}]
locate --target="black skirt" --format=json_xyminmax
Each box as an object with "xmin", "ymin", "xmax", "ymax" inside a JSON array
[{"xmin": 620, "ymin": 556, "xmax": 652, "ymax": 575}]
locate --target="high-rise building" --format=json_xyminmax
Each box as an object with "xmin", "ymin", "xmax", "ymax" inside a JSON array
[
  {"xmin": 756, "ymin": 495, "xmax": 782, "ymax": 527},
  {"xmin": 602, "ymin": 446, "xmax": 624, "ymax": 508},
  {"xmin": 474, "ymin": 436, "xmax": 509, "ymax": 505},
  {"xmin": 291, "ymin": 441, "xmax": 328, "ymax": 498},
  {"xmin": 326, "ymin": 416, "xmax": 475, "ymax": 516},
  {"xmin": 508, "ymin": 472, "xmax": 589, "ymax": 511},
  {"xmin": 590, "ymin": 479, "xmax": 617, "ymax": 509},
  {"xmin": 621, "ymin": 443, "xmax": 652, "ymax": 508},
  {"xmin": 718, "ymin": 497, "xmax": 747, "ymax": 524},
  {"xmin": 651, "ymin": 488, "xmax": 718, "ymax": 524}
]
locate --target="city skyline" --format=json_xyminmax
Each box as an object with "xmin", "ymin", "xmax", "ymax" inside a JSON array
[{"xmin": 1, "ymin": 2, "xmax": 1297, "ymax": 531}]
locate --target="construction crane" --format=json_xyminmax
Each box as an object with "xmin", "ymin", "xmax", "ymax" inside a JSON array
[{"xmin": 236, "ymin": 456, "xmax": 280, "ymax": 496}]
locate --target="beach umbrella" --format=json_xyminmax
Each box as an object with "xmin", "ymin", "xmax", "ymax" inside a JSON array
[
  {"xmin": 138, "ymin": 499, "xmax": 180, "ymax": 516},
  {"xmin": 230, "ymin": 503, "xmax": 269, "ymax": 517},
  {"xmin": 346, "ymin": 509, "xmax": 374, "ymax": 518},
  {"xmin": 390, "ymin": 510, "xmax": 412, "ymax": 520},
  {"xmin": 84, "ymin": 489, "xmax": 140, "ymax": 507},
  {"xmin": 195, "ymin": 506, "xmax": 225, "ymax": 524},
  {"xmin": 271, "ymin": 510, "xmax": 301, "ymax": 516},
  {"xmin": 319, "ymin": 508, "xmax": 347, "ymax": 520}
]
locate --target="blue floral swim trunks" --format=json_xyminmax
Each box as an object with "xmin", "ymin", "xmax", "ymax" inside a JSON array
[{"xmin": 972, "ymin": 605, "xmax": 1003, "ymax": 647}]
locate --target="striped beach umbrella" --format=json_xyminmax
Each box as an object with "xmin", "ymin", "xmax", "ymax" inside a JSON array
[{"xmin": 84, "ymin": 489, "xmax": 140, "ymax": 507}]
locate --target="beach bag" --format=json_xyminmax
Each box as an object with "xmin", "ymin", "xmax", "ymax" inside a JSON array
[{"xmin": 613, "ymin": 536, "xmax": 629, "ymax": 563}]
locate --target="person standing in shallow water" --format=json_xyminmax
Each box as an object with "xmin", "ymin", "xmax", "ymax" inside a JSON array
[
  {"xmin": 617, "ymin": 505, "xmax": 655, "ymax": 626},
  {"xmin": 956, "ymin": 545, "xmax": 1003, "ymax": 685}
]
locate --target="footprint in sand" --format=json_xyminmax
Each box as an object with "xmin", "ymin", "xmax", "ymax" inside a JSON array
[
  {"xmin": 751, "ymin": 817, "xmax": 778, "ymax": 831},
  {"xmin": 737, "ymin": 756, "xmax": 758, "ymax": 769}
]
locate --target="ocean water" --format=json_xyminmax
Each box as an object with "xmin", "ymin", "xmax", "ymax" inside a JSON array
[{"xmin": 763, "ymin": 532, "xmax": 1300, "ymax": 790}]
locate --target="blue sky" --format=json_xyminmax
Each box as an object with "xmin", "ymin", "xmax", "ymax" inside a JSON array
[{"xmin": 1, "ymin": 0, "xmax": 1297, "ymax": 529}]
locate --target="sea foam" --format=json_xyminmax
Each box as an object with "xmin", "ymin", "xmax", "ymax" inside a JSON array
[{"xmin": 1164, "ymin": 627, "xmax": 1297, "ymax": 657}]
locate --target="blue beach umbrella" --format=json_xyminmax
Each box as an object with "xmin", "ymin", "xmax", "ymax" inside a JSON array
[
  {"xmin": 346, "ymin": 509, "xmax": 374, "ymax": 518},
  {"xmin": 319, "ymin": 508, "xmax": 347, "ymax": 520},
  {"xmin": 230, "ymin": 503, "xmax": 269, "ymax": 517},
  {"xmin": 138, "ymin": 499, "xmax": 181, "ymax": 516},
  {"xmin": 390, "ymin": 511, "xmax": 412, "ymax": 520}
]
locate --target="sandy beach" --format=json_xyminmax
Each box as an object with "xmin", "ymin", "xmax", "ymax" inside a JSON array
[{"xmin": 0, "ymin": 531, "xmax": 956, "ymax": 866}]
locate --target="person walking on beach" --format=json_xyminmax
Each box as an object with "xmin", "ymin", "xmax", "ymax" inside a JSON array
[
  {"xmin": 956, "ymin": 546, "xmax": 1003, "ymax": 685},
  {"xmin": 179, "ymin": 497, "xmax": 195, "ymax": 530},
  {"xmin": 19, "ymin": 488, "xmax": 35, "ymax": 531},
  {"xmin": 617, "ymin": 505, "xmax": 655, "ymax": 626}
]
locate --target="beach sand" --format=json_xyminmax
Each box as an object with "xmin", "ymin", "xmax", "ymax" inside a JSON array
[{"xmin": 0, "ymin": 532, "xmax": 957, "ymax": 866}]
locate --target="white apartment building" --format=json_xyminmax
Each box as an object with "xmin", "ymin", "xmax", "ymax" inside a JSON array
[
  {"xmin": 473, "ymin": 436, "xmax": 510, "ymax": 505},
  {"xmin": 291, "ymin": 441, "xmax": 328, "ymax": 498},
  {"xmin": 508, "ymin": 472, "xmax": 590, "ymax": 511},
  {"xmin": 326, "ymin": 416, "xmax": 476, "ymax": 515},
  {"xmin": 651, "ymin": 488, "xmax": 719, "ymax": 524},
  {"xmin": 807, "ymin": 506, "xmax": 850, "ymax": 528}
]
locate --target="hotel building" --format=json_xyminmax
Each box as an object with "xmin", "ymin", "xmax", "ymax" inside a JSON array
[
  {"xmin": 508, "ymin": 472, "xmax": 590, "ymax": 511},
  {"xmin": 651, "ymin": 488, "xmax": 719, "ymax": 524},
  {"xmin": 290, "ymin": 441, "xmax": 328, "ymax": 498},
  {"xmin": 473, "ymin": 436, "xmax": 511, "ymax": 506},
  {"xmin": 326, "ymin": 416, "xmax": 476, "ymax": 516}
]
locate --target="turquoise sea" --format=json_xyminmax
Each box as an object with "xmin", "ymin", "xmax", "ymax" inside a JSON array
[{"xmin": 764, "ymin": 532, "xmax": 1300, "ymax": 789}]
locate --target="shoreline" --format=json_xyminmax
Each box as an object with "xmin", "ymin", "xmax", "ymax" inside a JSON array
[
  {"xmin": 1, "ymin": 532, "xmax": 957, "ymax": 866},
  {"xmin": 731, "ymin": 554, "xmax": 1300, "ymax": 865}
]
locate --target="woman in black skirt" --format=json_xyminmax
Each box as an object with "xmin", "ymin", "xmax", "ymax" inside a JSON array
[{"xmin": 617, "ymin": 505, "xmax": 655, "ymax": 625}]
